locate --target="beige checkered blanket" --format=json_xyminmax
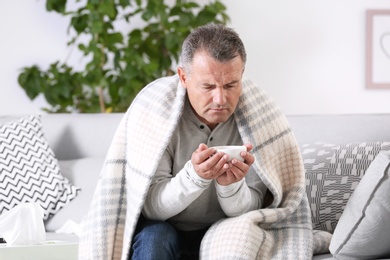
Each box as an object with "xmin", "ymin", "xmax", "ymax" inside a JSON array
[{"xmin": 78, "ymin": 75, "xmax": 313, "ymax": 259}]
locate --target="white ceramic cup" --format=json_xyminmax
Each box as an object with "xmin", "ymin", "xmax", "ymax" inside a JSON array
[{"xmin": 212, "ymin": 145, "xmax": 246, "ymax": 162}]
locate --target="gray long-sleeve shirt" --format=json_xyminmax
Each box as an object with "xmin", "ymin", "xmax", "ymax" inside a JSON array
[{"xmin": 142, "ymin": 96, "xmax": 267, "ymax": 231}]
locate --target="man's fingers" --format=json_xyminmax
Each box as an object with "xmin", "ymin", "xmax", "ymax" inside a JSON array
[
  {"xmin": 192, "ymin": 145, "xmax": 215, "ymax": 164},
  {"xmin": 243, "ymin": 143, "xmax": 253, "ymax": 152},
  {"xmin": 240, "ymin": 150, "xmax": 255, "ymax": 166},
  {"xmin": 200, "ymin": 152, "xmax": 228, "ymax": 177}
]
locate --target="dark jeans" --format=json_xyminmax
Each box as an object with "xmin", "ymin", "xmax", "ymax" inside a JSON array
[{"xmin": 130, "ymin": 217, "xmax": 209, "ymax": 260}]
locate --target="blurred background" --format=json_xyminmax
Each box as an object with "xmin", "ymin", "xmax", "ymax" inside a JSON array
[{"xmin": 1, "ymin": 0, "xmax": 390, "ymax": 116}]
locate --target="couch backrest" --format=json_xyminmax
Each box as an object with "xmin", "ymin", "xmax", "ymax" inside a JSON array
[
  {"xmin": 286, "ymin": 114, "xmax": 390, "ymax": 146},
  {"xmin": 41, "ymin": 113, "xmax": 124, "ymax": 160},
  {"xmin": 0, "ymin": 113, "xmax": 124, "ymax": 160}
]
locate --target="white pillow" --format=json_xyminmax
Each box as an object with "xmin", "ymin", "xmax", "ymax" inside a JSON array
[
  {"xmin": 329, "ymin": 150, "xmax": 390, "ymax": 259},
  {"xmin": 0, "ymin": 115, "xmax": 80, "ymax": 220}
]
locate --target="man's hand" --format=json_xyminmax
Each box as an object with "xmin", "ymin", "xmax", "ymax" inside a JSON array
[
  {"xmin": 191, "ymin": 143, "xmax": 230, "ymax": 180},
  {"xmin": 216, "ymin": 143, "xmax": 255, "ymax": 186},
  {"xmin": 191, "ymin": 143, "xmax": 255, "ymax": 186}
]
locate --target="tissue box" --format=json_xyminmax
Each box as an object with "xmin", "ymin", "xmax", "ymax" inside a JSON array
[{"xmin": 0, "ymin": 233, "xmax": 78, "ymax": 260}]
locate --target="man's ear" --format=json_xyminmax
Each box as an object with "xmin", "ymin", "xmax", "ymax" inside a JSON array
[{"xmin": 177, "ymin": 67, "xmax": 187, "ymax": 89}]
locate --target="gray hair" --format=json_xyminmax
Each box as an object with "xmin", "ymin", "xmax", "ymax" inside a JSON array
[{"xmin": 179, "ymin": 23, "xmax": 246, "ymax": 73}]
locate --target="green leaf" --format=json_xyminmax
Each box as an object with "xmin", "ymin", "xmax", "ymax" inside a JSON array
[
  {"xmin": 213, "ymin": 1, "xmax": 227, "ymax": 12},
  {"xmin": 196, "ymin": 9, "xmax": 217, "ymax": 25},
  {"xmin": 99, "ymin": 1, "xmax": 117, "ymax": 20},
  {"xmin": 184, "ymin": 2, "xmax": 199, "ymax": 9},
  {"xmin": 127, "ymin": 29, "xmax": 143, "ymax": 45},
  {"xmin": 108, "ymin": 77, "xmax": 121, "ymax": 103},
  {"xmin": 119, "ymin": 0, "xmax": 131, "ymax": 8},
  {"xmin": 71, "ymin": 14, "xmax": 88, "ymax": 34},
  {"xmin": 164, "ymin": 32, "xmax": 179, "ymax": 51},
  {"xmin": 178, "ymin": 12, "xmax": 192, "ymax": 26},
  {"xmin": 78, "ymin": 43, "xmax": 88, "ymax": 54},
  {"xmin": 18, "ymin": 66, "xmax": 46, "ymax": 100},
  {"xmin": 89, "ymin": 0, "xmax": 100, "ymax": 5},
  {"xmin": 106, "ymin": 32, "xmax": 124, "ymax": 45},
  {"xmin": 169, "ymin": 6, "xmax": 182, "ymax": 16},
  {"xmin": 46, "ymin": 0, "xmax": 67, "ymax": 13},
  {"xmin": 141, "ymin": 9, "xmax": 154, "ymax": 21},
  {"xmin": 89, "ymin": 12, "xmax": 104, "ymax": 33}
]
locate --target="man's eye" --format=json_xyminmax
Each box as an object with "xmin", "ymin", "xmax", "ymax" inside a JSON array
[
  {"xmin": 225, "ymin": 84, "xmax": 236, "ymax": 89},
  {"xmin": 203, "ymin": 85, "xmax": 214, "ymax": 90}
]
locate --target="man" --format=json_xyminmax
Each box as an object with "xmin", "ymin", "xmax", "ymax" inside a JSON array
[
  {"xmin": 131, "ymin": 23, "xmax": 267, "ymax": 259},
  {"xmin": 79, "ymin": 23, "xmax": 313, "ymax": 260}
]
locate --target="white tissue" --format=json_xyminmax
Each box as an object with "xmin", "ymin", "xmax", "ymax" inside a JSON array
[
  {"xmin": 0, "ymin": 203, "xmax": 46, "ymax": 245},
  {"xmin": 55, "ymin": 219, "xmax": 81, "ymax": 237}
]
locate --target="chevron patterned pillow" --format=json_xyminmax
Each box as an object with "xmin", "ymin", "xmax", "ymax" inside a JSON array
[{"xmin": 0, "ymin": 115, "xmax": 80, "ymax": 220}]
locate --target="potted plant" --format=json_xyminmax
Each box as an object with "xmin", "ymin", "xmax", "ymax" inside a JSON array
[{"xmin": 18, "ymin": 0, "xmax": 229, "ymax": 113}]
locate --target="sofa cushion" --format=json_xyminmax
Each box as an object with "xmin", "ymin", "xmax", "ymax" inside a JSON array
[
  {"xmin": 0, "ymin": 115, "xmax": 80, "ymax": 220},
  {"xmin": 329, "ymin": 150, "xmax": 390, "ymax": 259},
  {"xmin": 302, "ymin": 142, "xmax": 390, "ymax": 233},
  {"xmin": 45, "ymin": 157, "xmax": 103, "ymax": 231}
]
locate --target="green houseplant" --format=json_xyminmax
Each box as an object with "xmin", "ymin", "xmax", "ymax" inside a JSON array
[{"xmin": 18, "ymin": 0, "xmax": 229, "ymax": 113}]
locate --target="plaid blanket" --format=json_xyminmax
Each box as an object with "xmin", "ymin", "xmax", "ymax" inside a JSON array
[{"xmin": 78, "ymin": 75, "xmax": 313, "ymax": 259}]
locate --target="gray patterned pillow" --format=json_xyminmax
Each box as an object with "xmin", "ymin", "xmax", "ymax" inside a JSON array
[{"xmin": 302, "ymin": 142, "xmax": 390, "ymax": 234}]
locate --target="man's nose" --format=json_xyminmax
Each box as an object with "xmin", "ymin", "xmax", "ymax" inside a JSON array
[{"xmin": 213, "ymin": 88, "xmax": 227, "ymax": 105}]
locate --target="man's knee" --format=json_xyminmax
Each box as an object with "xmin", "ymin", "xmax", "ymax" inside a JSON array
[
  {"xmin": 138, "ymin": 220, "xmax": 179, "ymax": 246},
  {"xmin": 131, "ymin": 219, "xmax": 180, "ymax": 260}
]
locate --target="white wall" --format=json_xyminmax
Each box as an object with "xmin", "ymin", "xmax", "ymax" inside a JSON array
[
  {"xmin": 0, "ymin": 1, "xmax": 70, "ymax": 115},
  {"xmin": 1, "ymin": 0, "xmax": 390, "ymax": 116},
  {"xmin": 228, "ymin": 0, "xmax": 390, "ymax": 115}
]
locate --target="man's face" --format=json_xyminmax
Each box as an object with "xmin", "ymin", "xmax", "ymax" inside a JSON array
[{"xmin": 178, "ymin": 51, "xmax": 244, "ymax": 130}]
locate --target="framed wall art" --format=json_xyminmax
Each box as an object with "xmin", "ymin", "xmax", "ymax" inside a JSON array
[{"xmin": 366, "ymin": 9, "xmax": 390, "ymax": 89}]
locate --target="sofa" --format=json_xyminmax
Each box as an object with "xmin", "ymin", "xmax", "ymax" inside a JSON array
[
  {"xmin": 0, "ymin": 113, "xmax": 389, "ymax": 259},
  {"xmin": 289, "ymin": 114, "xmax": 390, "ymax": 260},
  {"xmin": 0, "ymin": 113, "xmax": 123, "ymax": 260}
]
